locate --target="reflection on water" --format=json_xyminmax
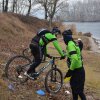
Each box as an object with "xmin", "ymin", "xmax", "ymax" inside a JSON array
[{"xmin": 64, "ymin": 22, "xmax": 100, "ymax": 39}]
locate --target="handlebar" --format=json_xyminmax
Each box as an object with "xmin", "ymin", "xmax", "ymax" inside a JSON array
[
  {"xmin": 46, "ymin": 50, "xmax": 66, "ymax": 60},
  {"xmin": 46, "ymin": 54, "xmax": 62, "ymax": 60},
  {"xmin": 51, "ymin": 56, "xmax": 61, "ymax": 59}
]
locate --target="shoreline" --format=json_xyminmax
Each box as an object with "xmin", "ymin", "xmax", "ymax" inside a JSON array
[
  {"xmin": 92, "ymin": 37, "xmax": 100, "ymax": 49},
  {"xmin": 89, "ymin": 36, "xmax": 100, "ymax": 53}
]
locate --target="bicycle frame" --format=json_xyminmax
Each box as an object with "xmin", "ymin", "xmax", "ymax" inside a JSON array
[
  {"xmin": 37, "ymin": 59, "xmax": 54, "ymax": 75},
  {"xmin": 21, "ymin": 57, "xmax": 59, "ymax": 78},
  {"xmin": 36, "ymin": 57, "xmax": 60, "ymax": 76}
]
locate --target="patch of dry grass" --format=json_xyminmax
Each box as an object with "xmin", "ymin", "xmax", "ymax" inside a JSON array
[
  {"xmin": 83, "ymin": 51, "xmax": 100, "ymax": 98},
  {"xmin": 0, "ymin": 78, "xmax": 9, "ymax": 100}
]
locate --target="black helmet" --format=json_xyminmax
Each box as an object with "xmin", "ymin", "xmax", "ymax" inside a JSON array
[
  {"xmin": 62, "ymin": 29, "xmax": 73, "ymax": 45},
  {"xmin": 62, "ymin": 29, "xmax": 72, "ymax": 36},
  {"xmin": 51, "ymin": 27, "xmax": 61, "ymax": 34}
]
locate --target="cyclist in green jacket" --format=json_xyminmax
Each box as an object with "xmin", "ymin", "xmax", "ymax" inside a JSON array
[
  {"xmin": 24, "ymin": 29, "xmax": 65, "ymax": 79},
  {"xmin": 62, "ymin": 29, "xmax": 86, "ymax": 100}
]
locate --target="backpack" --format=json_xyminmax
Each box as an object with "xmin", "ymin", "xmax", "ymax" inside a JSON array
[
  {"xmin": 31, "ymin": 35, "xmax": 41, "ymax": 45},
  {"xmin": 31, "ymin": 30, "xmax": 51, "ymax": 46}
]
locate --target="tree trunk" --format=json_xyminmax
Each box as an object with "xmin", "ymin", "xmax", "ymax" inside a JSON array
[
  {"xmin": 44, "ymin": 0, "xmax": 48, "ymax": 20},
  {"xmin": 12, "ymin": 0, "xmax": 16, "ymax": 12},
  {"xmin": 4, "ymin": 0, "xmax": 9, "ymax": 12},
  {"xmin": 49, "ymin": 16, "xmax": 53, "ymax": 29},
  {"xmin": 27, "ymin": 0, "xmax": 31, "ymax": 16},
  {"xmin": 44, "ymin": 7, "xmax": 48, "ymax": 19},
  {"xmin": 15, "ymin": 0, "xmax": 18, "ymax": 13},
  {"xmin": 2, "ymin": 0, "xmax": 5, "ymax": 12}
]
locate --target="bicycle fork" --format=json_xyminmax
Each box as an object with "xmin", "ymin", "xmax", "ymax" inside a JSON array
[{"xmin": 51, "ymin": 65, "xmax": 57, "ymax": 82}]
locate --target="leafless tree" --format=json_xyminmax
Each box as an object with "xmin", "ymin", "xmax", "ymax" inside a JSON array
[
  {"xmin": 36, "ymin": 0, "xmax": 67, "ymax": 28},
  {"xmin": 63, "ymin": 0, "xmax": 100, "ymax": 22},
  {"xmin": 47, "ymin": 0, "xmax": 58, "ymax": 27},
  {"xmin": 12, "ymin": 0, "xmax": 17, "ymax": 13},
  {"xmin": 2, "ymin": 0, "xmax": 5, "ymax": 12},
  {"xmin": 4, "ymin": 0, "xmax": 9, "ymax": 12},
  {"xmin": 2, "ymin": 0, "xmax": 8, "ymax": 12},
  {"xmin": 27, "ymin": 0, "xmax": 32, "ymax": 16},
  {"xmin": 36, "ymin": 0, "xmax": 48, "ymax": 19}
]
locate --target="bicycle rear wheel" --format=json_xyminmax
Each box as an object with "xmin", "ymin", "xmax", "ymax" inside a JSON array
[
  {"xmin": 5, "ymin": 55, "xmax": 31, "ymax": 83},
  {"xmin": 22, "ymin": 48, "xmax": 32, "ymax": 58},
  {"xmin": 45, "ymin": 67, "xmax": 63, "ymax": 94}
]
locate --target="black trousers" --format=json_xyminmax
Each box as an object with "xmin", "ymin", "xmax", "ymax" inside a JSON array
[
  {"xmin": 70, "ymin": 67, "xmax": 86, "ymax": 100},
  {"xmin": 27, "ymin": 44, "xmax": 43, "ymax": 74}
]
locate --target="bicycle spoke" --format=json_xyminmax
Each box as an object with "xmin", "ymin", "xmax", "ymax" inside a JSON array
[
  {"xmin": 45, "ymin": 68, "xmax": 63, "ymax": 94},
  {"xmin": 5, "ymin": 56, "xmax": 31, "ymax": 83}
]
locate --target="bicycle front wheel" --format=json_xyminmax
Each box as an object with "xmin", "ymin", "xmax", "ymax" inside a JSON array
[
  {"xmin": 5, "ymin": 55, "xmax": 31, "ymax": 83},
  {"xmin": 45, "ymin": 67, "xmax": 63, "ymax": 94}
]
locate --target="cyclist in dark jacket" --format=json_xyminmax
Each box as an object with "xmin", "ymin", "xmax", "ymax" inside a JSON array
[
  {"xmin": 62, "ymin": 29, "xmax": 86, "ymax": 100},
  {"xmin": 24, "ymin": 29, "xmax": 65, "ymax": 79}
]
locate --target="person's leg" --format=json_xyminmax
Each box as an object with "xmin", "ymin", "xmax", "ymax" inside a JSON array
[
  {"xmin": 77, "ymin": 67, "xmax": 86, "ymax": 100},
  {"xmin": 70, "ymin": 79, "xmax": 79, "ymax": 100},
  {"xmin": 79, "ymin": 67, "xmax": 86, "ymax": 100},
  {"xmin": 70, "ymin": 67, "xmax": 86, "ymax": 100},
  {"xmin": 27, "ymin": 59, "xmax": 41, "ymax": 74},
  {"xmin": 72, "ymin": 90, "xmax": 78, "ymax": 100},
  {"xmin": 79, "ymin": 92, "xmax": 86, "ymax": 100},
  {"xmin": 27, "ymin": 44, "xmax": 43, "ymax": 74}
]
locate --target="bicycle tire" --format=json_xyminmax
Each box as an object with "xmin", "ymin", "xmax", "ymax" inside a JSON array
[
  {"xmin": 22, "ymin": 48, "xmax": 28, "ymax": 56},
  {"xmin": 45, "ymin": 67, "xmax": 63, "ymax": 94},
  {"xmin": 5, "ymin": 55, "xmax": 31, "ymax": 83},
  {"xmin": 22, "ymin": 48, "xmax": 32, "ymax": 57}
]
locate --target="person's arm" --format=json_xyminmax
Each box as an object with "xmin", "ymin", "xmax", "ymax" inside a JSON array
[
  {"xmin": 45, "ymin": 33, "xmax": 65, "ymax": 57},
  {"xmin": 52, "ymin": 40, "xmax": 64, "ymax": 57}
]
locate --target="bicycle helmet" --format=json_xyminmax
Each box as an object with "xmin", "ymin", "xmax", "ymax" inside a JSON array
[
  {"xmin": 62, "ymin": 29, "xmax": 73, "ymax": 45},
  {"xmin": 51, "ymin": 27, "xmax": 61, "ymax": 34},
  {"xmin": 62, "ymin": 29, "xmax": 72, "ymax": 36}
]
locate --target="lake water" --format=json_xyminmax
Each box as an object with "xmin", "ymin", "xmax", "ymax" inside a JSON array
[{"xmin": 64, "ymin": 22, "xmax": 100, "ymax": 40}]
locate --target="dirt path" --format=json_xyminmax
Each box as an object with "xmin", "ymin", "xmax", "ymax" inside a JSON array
[{"xmin": 89, "ymin": 37, "xmax": 100, "ymax": 53}]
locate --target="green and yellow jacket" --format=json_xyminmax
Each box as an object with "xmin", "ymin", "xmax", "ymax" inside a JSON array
[
  {"xmin": 66, "ymin": 40, "xmax": 82, "ymax": 70},
  {"xmin": 39, "ymin": 33, "xmax": 64, "ymax": 57}
]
